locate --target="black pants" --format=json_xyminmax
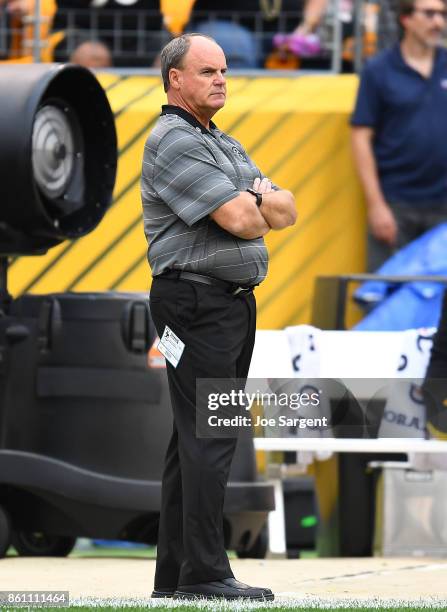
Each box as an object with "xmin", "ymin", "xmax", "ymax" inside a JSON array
[
  {"xmin": 149, "ymin": 276, "xmax": 256, "ymax": 587},
  {"xmin": 423, "ymin": 290, "xmax": 447, "ymax": 434},
  {"xmin": 367, "ymin": 205, "xmax": 447, "ymax": 272}
]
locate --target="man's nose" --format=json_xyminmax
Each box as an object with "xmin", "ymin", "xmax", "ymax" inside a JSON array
[{"xmin": 215, "ymin": 71, "xmax": 226, "ymax": 84}]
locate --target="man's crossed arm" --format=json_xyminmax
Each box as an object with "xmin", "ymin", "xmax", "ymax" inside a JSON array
[{"xmin": 210, "ymin": 177, "xmax": 297, "ymax": 240}]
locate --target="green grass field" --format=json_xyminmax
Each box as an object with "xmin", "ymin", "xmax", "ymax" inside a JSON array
[{"xmin": 3, "ymin": 597, "xmax": 447, "ymax": 612}]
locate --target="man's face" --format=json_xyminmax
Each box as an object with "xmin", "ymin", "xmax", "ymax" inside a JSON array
[
  {"xmin": 402, "ymin": 0, "xmax": 447, "ymax": 47},
  {"xmin": 171, "ymin": 37, "xmax": 227, "ymax": 115}
]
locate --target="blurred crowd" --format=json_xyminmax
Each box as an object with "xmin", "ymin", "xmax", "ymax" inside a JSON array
[{"xmin": 0, "ymin": 0, "xmax": 385, "ymax": 70}]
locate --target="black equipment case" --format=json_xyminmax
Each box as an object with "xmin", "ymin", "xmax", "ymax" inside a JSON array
[{"xmin": 0, "ymin": 292, "xmax": 274, "ymax": 558}]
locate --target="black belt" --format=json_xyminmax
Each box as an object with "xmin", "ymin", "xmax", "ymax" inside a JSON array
[{"xmin": 157, "ymin": 270, "xmax": 254, "ymax": 296}]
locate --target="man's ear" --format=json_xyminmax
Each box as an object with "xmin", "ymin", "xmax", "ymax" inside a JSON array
[
  {"xmin": 169, "ymin": 68, "xmax": 182, "ymax": 90},
  {"xmin": 400, "ymin": 13, "xmax": 410, "ymax": 30}
]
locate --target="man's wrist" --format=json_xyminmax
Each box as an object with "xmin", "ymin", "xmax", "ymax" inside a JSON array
[
  {"xmin": 367, "ymin": 198, "xmax": 389, "ymax": 211},
  {"xmin": 247, "ymin": 188, "xmax": 263, "ymax": 207}
]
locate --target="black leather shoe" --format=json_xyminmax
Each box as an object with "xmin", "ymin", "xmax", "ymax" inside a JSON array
[
  {"xmin": 174, "ymin": 577, "xmax": 274, "ymax": 600},
  {"xmin": 151, "ymin": 587, "xmax": 176, "ymax": 598}
]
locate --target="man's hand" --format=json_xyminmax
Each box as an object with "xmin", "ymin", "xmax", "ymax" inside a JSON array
[
  {"xmin": 0, "ymin": 0, "xmax": 33, "ymax": 18},
  {"xmin": 253, "ymin": 176, "xmax": 273, "ymax": 194},
  {"xmin": 368, "ymin": 201, "xmax": 397, "ymax": 246},
  {"xmin": 252, "ymin": 176, "xmax": 296, "ymax": 230}
]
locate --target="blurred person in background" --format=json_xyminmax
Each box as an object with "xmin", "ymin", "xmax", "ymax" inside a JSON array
[
  {"xmin": 272, "ymin": 0, "xmax": 379, "ymax": 69},
  {"xmin": 52, "ymin": 0, "xmax": 167, "ymax": 67},
  {"xmin": 69, "ymin": 38, "xmax": 112, "ymax": 67},
  {"xmin": 273, "ymin": 0, "xmax": 329, "ymax": 58},
  {"xmin": 186, "ymin": 0, "xmax": 376, "ymax": 71},
  {"xmin": 186, "ymin": 0, "xmax": 301, "ymax": 68},
  {"xmin": 351, "ymin": 0, "xmax": 447, "ymax": 271},
  {"xmin": 0, "ymin": 0, "xmax": 56, "ymax": 61}
]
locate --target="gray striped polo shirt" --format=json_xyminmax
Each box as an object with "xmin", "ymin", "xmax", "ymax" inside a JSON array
[{"xmin": 141, "ymin": 105, "xmax": 275, "ymax": 287}]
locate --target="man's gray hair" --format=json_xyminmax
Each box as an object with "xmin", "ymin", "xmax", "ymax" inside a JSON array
[{"xmin": 160, "ymin": 33, "xmax": 216, "ymax": 93}]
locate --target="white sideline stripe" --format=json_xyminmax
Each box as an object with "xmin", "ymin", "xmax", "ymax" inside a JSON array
[
  {"xmin": 292, "ymin": 562, "xmax": 447, "ymax": 586},
  {"xmin": 418, "ymin": 563, "xmax": 447, "ymax": 571},
  {"xmin": 254, "ymin": 437, "xmax": 447, "ymax": 453}
]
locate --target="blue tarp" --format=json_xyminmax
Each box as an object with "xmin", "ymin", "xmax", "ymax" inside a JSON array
[{"xmin": 354, "ymin": 223, "xmax": 447, "ymax": 331}]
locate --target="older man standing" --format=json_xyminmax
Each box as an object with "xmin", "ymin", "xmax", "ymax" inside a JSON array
[{"xmin": 141, "ymin": 33, "xmax": 296, "ymax": 600}]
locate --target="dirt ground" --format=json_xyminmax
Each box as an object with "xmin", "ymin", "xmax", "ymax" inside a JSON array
[{"xmin": 1, "ymin": 557, "xmax": 447, "ymax": 604}]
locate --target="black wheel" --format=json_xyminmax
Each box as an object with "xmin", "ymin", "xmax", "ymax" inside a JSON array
[
  {"xmin": 12, "ymin": 532, "xmax": 76, "ymax": 557},
  {"xmin": 0, "ymin": 506, "xmax": 12, "ymax": 558},
  {"xmin": 236, "ymin": 525, "xmax": 268, "ymax": 559}
]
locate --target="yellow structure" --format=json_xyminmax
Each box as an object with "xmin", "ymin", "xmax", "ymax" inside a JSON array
[{"xmin": 8, "ymin": 74, "xmax": 366, "ymax": 329}]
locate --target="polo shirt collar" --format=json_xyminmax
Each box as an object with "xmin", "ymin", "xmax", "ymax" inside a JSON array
[
  {"xmin": 390, "ymin": 42, "xmax": 405, "ymax": 69},
  {"xmin": 161, "ymin": 105, "xmax": 218, "ymax": 136},
  {"xmin": 391, "ymin": 42, "xmax": 447, "ymax": 77}
]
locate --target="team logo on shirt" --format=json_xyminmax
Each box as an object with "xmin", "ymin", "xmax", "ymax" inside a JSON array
[
  {"xmin": 232, "ymin": 146, "xmax": 247, "ymax": 162},
  {"xmin": 441, "ymin": 79, "xmax": 447, "ymax": 89}
]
